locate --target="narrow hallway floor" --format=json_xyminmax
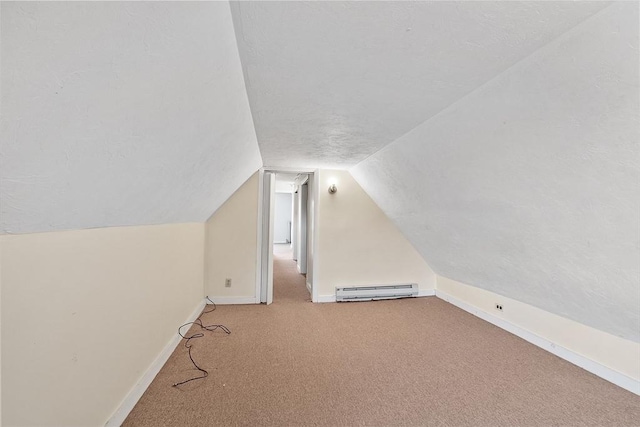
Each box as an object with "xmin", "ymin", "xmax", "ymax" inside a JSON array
[{"xmin": 272, "ymin": 243, "xmax": 310, "ymax": 304}]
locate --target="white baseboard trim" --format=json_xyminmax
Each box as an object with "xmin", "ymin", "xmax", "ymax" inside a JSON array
[
  {"xmin": 211, "ymin": 296, "xmax": 259, "ymax": 305},
  {"xmin": 105, "ymin": 298, "xmax": 207, "ymax": 427},
  {"xmin": 306, "ymin": 281, "xmax": 312, "ymax": 294},
  {"xmin": 435, "ymin": 290, "xmax": 640, "ymax": 396},
  {"xmin": 417, "ymin": 289, "xmax": 436, "ymax": 297},
  {"xmin": 317, "ymin": 294, "xmax": 337, "ymax": 303}
]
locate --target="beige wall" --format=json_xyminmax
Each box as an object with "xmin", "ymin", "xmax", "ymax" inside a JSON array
[
  {"xmin": 0, "ymin": 172, "xmax": 633, "ymax": 426},
  {"xmin": 0, "ymin": 223, "xmax": 204, "ymax": 427},
  {"xmin": 205, "ymin": 172, "xmax": 259, "ymax": 301},
  {"xmin": 202, "ymin": 169, "xmax": 435, "ymax": 302},
  {"xmin": 0, "ymin": 242, "xmax": 2, "ymax": 427},
  {"xmin": 315, "ymin": 170, "xmax": 436, "ymax": 298},
  {"xmin": 437, "ymin": 276, "xmax": 640, "ymax": 382}
]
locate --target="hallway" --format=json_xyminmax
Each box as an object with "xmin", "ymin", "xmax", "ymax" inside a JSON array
[{"xmin": 272, "ymin": 243, "xmax": 311, "ymax": 304}]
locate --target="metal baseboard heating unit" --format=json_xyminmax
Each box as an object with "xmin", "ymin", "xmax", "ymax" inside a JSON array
[{"xmin": 335, "ymin": 283, "xmax": 418, "ymax": 302}]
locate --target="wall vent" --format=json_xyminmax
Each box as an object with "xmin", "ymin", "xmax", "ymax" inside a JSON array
[{"xmin": 335, "ymin": 283, "xmax": 418, "ymax": 302}]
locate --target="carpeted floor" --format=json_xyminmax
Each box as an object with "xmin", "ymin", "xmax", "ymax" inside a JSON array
[{"xmin": 124, "ymin": 245, "xmax": 640, "ymax": 426}]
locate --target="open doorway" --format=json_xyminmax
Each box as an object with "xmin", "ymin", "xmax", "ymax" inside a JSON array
[
  {"xmin": 257, "ymin": 169, "xmax": 317, "ymax": 305},
  {"xmin": 273, "ymin": 173, "xmax": 308, "ymax": 303}
]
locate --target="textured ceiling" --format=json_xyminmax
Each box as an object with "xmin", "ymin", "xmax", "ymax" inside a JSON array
[
  {"xmin": 231, "ymin": 1, "xmax": 609, "ymax": 169},
  {"xmin": 1, "ymin": 1, "xmax": 262, "ymax": 234},
  {"xmin": 352, "ymin": 2, "xmax": 639, "ymax": 342}
]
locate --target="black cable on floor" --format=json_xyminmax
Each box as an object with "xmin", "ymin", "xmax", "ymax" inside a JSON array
[{"xmin": 173, "ymin": 296, "xmax": 230, "ymax": 387}]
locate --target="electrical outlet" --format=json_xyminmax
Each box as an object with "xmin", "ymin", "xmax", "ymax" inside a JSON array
[
  {"xmin": 495, "ymin": 303, "xmax": 503, "ymax": 311},
  {"xmin": 225, "ymin": 278, "xmax": 232, "ymax": 288}
]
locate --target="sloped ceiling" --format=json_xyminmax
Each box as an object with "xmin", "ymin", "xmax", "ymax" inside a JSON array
[
  {"xmin": 231, "ymin": 1, "xmax": 609, "ymax": 169},
  {"xmin": 1, "ymin": 1, "xmax": 637, "ymax": 343},
  {"xmin": 352, "ymin": 2, "xmax": 640, "ymax": 342},
  {"xmin": 1, "ymin": 1, "xmax": 262, "ymax": 234}
]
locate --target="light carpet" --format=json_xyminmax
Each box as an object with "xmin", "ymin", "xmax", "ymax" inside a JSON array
[{"xmin": 124, "ymin": 247, "xmax": 640, "ymax": 426}]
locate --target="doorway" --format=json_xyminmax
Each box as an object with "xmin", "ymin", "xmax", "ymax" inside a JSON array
[{"xmin": 257, "ymin": 169, "xmax": 318, "ymax": 305}]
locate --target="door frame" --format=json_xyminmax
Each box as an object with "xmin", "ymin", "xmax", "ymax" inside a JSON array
[
  {"xmin": 296, "ymin": 176, "xmax": 309, "ymax": 275},
  {"xmin": 256, "ymin": 167, "xmax": 319, "ymax": 304},
  {"xmin": 259, "ymin": 171, "xmax": 275, "ymax": 304}
]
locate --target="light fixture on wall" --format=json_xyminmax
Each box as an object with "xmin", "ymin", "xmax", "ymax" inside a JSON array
[{"xmin": 328, "ymin": 183, "xmax": 337, "ymax": 194}]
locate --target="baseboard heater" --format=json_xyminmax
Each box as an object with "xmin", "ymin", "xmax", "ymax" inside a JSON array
[{"xmin": 336, "ymin": 283, "xmax": 418, "ymax": 302}]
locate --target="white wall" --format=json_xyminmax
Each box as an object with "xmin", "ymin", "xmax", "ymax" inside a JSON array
[
  {"xmin": 274, "ymin": 193, "xmax": 292, "ymax": 244},
  {"xmin": 205, "ymin": 172, "xmax": 260, "ymax": 302},
  {"xmin": 352, "ymin": 2, "xmax": 640, "ymax": 342},
  {"xmin": 1, "ymin": 1, "xmax": 262, "ymax": 234},
  {"xmin": 437, "ymin": 276, "xmax": 640, "ymax": 392},
  {"xmin": 275, "ymin": 181, "xmax": 294, "ymax": 193},
  {"xmin": 0, "ymin": 223, "xmax": 204, "ymax": 426},
  {"xmin": 315, "ymin": 170, "xmax": 436, "ymax": 299}
]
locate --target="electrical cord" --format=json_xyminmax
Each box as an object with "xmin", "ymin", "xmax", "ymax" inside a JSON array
[{"xmin": 173, "ymin": 296, "xmax": 230, "ymax": 387}]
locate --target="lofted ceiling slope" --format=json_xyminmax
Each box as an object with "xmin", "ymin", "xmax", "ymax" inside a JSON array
[
  {"xmin": 231, "ymin": 1, "xmax": 609, "ymax": 169},
  {"xmin": 351, "ymin": 2, "xmax": 640, "ymax": 342},
  {"xmin": 1, "ymin": 0, "xmax": 637, "ymax": 345},
  {"xmin": 1, "ymin": 1, "xmax": 262, "ymax": 234}
]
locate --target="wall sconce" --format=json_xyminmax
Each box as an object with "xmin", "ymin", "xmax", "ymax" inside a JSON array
[{"xmin": 328, "ymin": 183, "xmax": 338, "ymax": 194}]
